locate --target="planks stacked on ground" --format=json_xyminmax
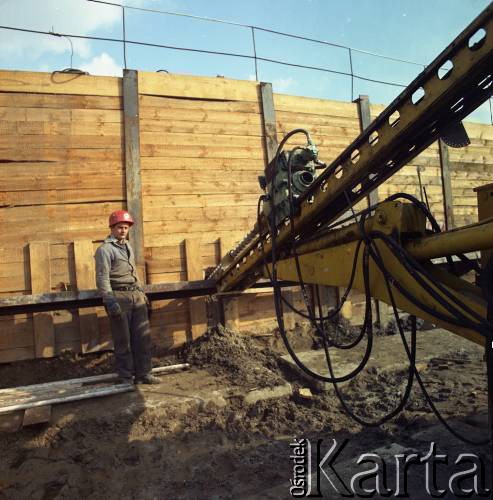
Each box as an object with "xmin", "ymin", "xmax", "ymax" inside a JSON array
[{"xmin": 0, "ymin": 69, "xmax": 492, "ymax": 361}]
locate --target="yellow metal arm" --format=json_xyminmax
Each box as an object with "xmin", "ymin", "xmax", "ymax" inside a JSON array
[{"xmin": 268, "ymin": 202, "xmax": 493, "ymax": 346}]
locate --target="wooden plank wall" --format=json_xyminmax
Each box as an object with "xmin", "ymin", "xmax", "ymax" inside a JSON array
[
  {"xmin": 0, "ymin": 71, "xmax": 123, "ymax": 362},
  {"xmin": 0, "ymin": 69, "xmax": 492, "ymax": 361},
  {"xmin": 138, "ymin": 72, "xmax": 269, "ymax": 340}
]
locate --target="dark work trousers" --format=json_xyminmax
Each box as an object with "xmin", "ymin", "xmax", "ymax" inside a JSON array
[{"xmin": 109, "ymin": 290, "xmax": 152, "ymax": 379}]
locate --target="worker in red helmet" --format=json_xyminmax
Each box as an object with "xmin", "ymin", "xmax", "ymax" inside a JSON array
[{"xmin": 94, "ymin": 210, "xmax": 160, "ymax": 385}]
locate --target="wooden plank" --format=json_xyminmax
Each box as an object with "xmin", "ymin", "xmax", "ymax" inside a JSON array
[
  {"xmin": 0, "ymin": 135, "xmax": 122, "ymax": 149},
  {"xmin": 139, "ymin": 107, "xmax": 263, "ymax": 125},
  {"xmin": 143, "ymin": 169, "xmax": 259, "ymax": 184},
  {"xmin": 142, "ymin": 183, "xmax": 261, "ymax": 197},
  {"xmin": 143, "ymin": 193, "xmax": 260, "ymax": 209},
  {"xmin": 276, "ymin": 112, "xmax": 360, "ymax": 130},
  {"xmin": 1, "ymin": 172, "xmax": 124, "ymax": 191},
  {"xmin": 0, "ymin": 107, "xmax": 122, "ymax": 123},
  {"xmin": 275, "ymin": 135, "xmax": 353, "ymax": 150},
  {"xmin": 123, "ymin": 69, "xmax": 145, "ymax": 269},
  {"xmin": 0, "ymin": 346, "xmax": 35, "ymax": 364},
  {"xmin": 140, "ymin": 144, "xmax": 265, "ymax": 160},
  {"xmin": 274, "ymin": 93, "xmax": 359, "ymax": 118},
  {"xmin": 0, "ymin": 189, "xmax": 124, "ymax": 207},
  {"xmin": 143, "ymin": 205, "xmax": 256, "ymax": 223},
  {"xmin": 140, "ymin": 119, "xmax": 263, "ymax": 137},
  {"xmin": 138, "ymin": 71, "xmax": 260, "ymax": 102},
  {"xmin": 1, "ymin": 230, "xmax": 109, "ymax": 246},
  {"xmin": 0, "ymin": 148, "xmax": 124, "ymax": 162},
  {"xmin": 29, "ymin": 242, "xmax": 55, "ymax": 358},
  {"xmin": 185, "ymin": 239, "xmax": 207, "ymax": 341},
  {"xmin": 0, "ymin": 92, "xmax": 122, "ymax": 110},
  {"xmin": 147, "ymin": 271, "xmax": 188, "ymax": 283},
  {"xmin": 23, "ymin": 405, "xmax": 51, "ymax": 426},
  {"xmin": 140, "ymin": 132, "xmax": 263, "ymax": 148},
  {"xmin": 0, "ymin": 161, "xmax": 123, "ymax": 177},
  {"xmin": 439, "ymin": 139, "xmax": 455, "ymax": 230},
  {"xmin": 144, "ymin": 218, "xmax": 257, "ymax": 235},
  {"xmin": 144, "ymin": 230, "xmax": 248, "ymax": 248},
  {"xmin": 277, "ymin": 121, "xmax": 360, "ymax": 139},
  {"xmin": 74, "ymin": 240, "xmax": 100, "ymax": 353},
  {"xmin": 0, "ymin": 120, "xmax": 123, "ymax": 136},
  {"xmin": 140, "ymin": 95, "xmax": 261, "ymax": 113},
  {"xmin": 140, "ymin": 157, "xmax": 262, "ymax": 172},
  {"xmin": 0, "ymin": 320, "xmax": 34, "ymax": 349},
  {"xmin": 0, "ymin": 70, "xmax": 122, "ymax": 96}
]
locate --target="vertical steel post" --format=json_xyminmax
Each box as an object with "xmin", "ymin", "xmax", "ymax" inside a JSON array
[
  {"xmin": 486, "ymin": 334, "xmax": 493, "ymax": 493},
  {"xmin": 438, "ymin": 139, "xmax": 455, "ymax": 230},
  {"xmin": 122, "ymin": 6, "xmax": 127, "ymax": 70},
  {"xmin": 260, "ymin": 82, "xmax": 295, "ymax": 329},
  {"xmin": 356, "ymin": 94, "xmax": 381, "ymax": 327},
  {"xmin": 348, "ymin": 48, "xmax": 354, "ymax": 102},
  {"xmin": 123, "ymin": 69, "xmax": 145, "ymax": 275},
  {"xmin": 251, "ymin": 27, "xmax": 258, "ymax": 81}
]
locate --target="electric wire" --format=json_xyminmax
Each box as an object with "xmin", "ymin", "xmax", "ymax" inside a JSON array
[
  {"xmin": 260, "ymin": 129, "xmax": 491, "ymax": 445},
  {"xmin": 86, "ymin": 0, "xmax": 426, "ymax": 68},
  {"xmin": 0, "ymin": 24, "xmax": 409, "ymax": 88}
]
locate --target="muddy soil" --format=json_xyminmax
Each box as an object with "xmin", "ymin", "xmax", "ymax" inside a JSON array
[{"xmin": 0, "ymin": 324, "xmax": 490, "ymax": 499}]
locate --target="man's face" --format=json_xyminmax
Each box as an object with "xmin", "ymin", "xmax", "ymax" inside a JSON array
[{"xmin": 111, "ymin": 222, "xmax": 130, "ymax": 241}]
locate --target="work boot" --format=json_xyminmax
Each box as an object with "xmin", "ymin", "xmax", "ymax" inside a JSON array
[{"xmin": 135, "ymin": 374, "xmax": 161, "ymax": 385}]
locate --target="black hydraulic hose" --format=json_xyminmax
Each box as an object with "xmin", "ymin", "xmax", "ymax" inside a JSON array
[
  {"xmin": 257, "ymin": 194, "xmax": 359, "ymax": 323},
  {"xmin": 260, "ymin": 129, "xmax": 489, "ymax": 443},
  {"xmin": 345, "ymin": 193, "xmax": 489, "ymax": 444},
  {"xmin": 369, "ymin": 238, "xmax": 489, "ymax": 445},
  {"xmin": 269, "ymin": 227, "xmax": 374, "ymax": 383},
  {"xmin": 372, "ymin": 230, "xmax": 493, "ymax": 337},
  {"xmin": 285, "ymin": 145, "xmax": 369, "ymax": 349},
  {"xmin": 257, "ymin": 144, "xmax": 375, "ymax": 383}
]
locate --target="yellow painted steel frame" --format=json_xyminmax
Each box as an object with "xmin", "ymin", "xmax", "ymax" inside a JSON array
[
  {"xmin": 216, "ymin": 6, "xmax": 493, "ymax": 293},
  {"xmin": 268, "ymin": 202, "xmax": 492, "ymax": 347}
]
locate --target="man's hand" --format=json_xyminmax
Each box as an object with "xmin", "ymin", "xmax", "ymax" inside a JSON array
[{"xmin": 106, "ymin": 301, "xmax": 122, "ymax": 317}]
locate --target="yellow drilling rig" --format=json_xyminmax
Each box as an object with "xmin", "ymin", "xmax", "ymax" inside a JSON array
[{"xmin": 209, "ymin": 4, "xmax": 493, "ymax": 448}]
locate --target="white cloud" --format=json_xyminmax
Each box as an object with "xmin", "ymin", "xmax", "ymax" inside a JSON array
[
  {"xmin": 79, "ymin": 52, "xmax": 122, "ymax": 76},
  {"xmin": 0, "ymin": 0, "xmax": 120, "ymax": 62},
  {"xmin": 273, "ymin": 76, "xmax": 296, "ymax": 92},
  {"xmin": 0, "ymin": 0, "xmax": 179, "ymax": 72}
]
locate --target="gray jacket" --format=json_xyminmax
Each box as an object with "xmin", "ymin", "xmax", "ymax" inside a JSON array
[{"xmin": 94, "ymin": 235, "xmax": 141, "ymax": 303}]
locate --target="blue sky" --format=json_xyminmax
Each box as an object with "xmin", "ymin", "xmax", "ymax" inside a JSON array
[{"xmin": 1, "ymin": 0, "xmax": 491, "ymax": 121}]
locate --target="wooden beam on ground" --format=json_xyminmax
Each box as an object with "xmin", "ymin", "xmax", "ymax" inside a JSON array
[
  {"xmin": 22, "ymin": 405, "xmax": 52, "ymax": 427},
  {"xmin": 0, "ymin": 364, "xmax": 189, "ymax": 415},
  {"xmin": 29, "ymin": 242, "xmax": 55, "ymax": 358},
  {"xmin": 73, "ymin": 240, "xmax": 100, "ymax": 353},
  {"xmin": 185, "ymin": 238, "xmax": 207, "ymax": 340},
  {"xmin": 123, "ymin": 69, "xmax": 145, "ymax": 275},
  {"xmin": 439, "ymin": 138, "xmax": 455, "ymax": 230}
]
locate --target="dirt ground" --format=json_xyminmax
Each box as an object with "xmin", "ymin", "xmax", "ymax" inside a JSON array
[{"xmin": 0, "ymin": 323, "xmax": 490, "ymax": 499}]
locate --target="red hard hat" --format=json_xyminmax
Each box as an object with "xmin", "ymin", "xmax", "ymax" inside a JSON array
[{"xmin": 109, "ymin": 210, "xmax": 134, "ymax": 227}]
